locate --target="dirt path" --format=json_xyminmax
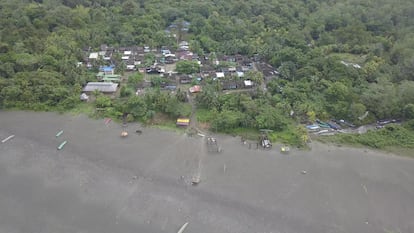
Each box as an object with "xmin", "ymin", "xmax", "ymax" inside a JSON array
[{"xmin": 186, "ymin": 93, "xmax": 210, "ymax": 184}]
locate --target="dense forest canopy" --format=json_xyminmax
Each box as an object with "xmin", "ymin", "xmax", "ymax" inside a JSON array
[{"xmin": 1, "ymin": 0, "xmax": 414, "ymax": 132}]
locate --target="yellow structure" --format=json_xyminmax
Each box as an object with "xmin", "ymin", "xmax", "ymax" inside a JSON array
[{"xmin": 176, "ymin": 118, "xmax": 190, "ymax": 126}]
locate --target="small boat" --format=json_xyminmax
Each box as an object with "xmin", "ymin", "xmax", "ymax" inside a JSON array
[
  {"xmin": 306, "ymin": 124, "xmax": 320, "ymax": 130},
  {"xmin": 57, "ymin": 141, "xmax": 67, "ymax": 150},
  {"xmin": 316, "ymin": 119, "xmax": 331, "ymax": 128}
]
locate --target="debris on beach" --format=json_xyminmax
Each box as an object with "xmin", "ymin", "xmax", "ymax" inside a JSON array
[
  {"xmin": 120, "ymin": 131, "xmax": 128, "ymax": 137},
  {"xmin": 281, "ymin": 145, "xmax": 290, "ymax": 154},
  {"xmin": 1, "ymin": 135, "xmax": 15, "ymax": 143},
  {"xmin": 120, "ymin": 116, "xmax": 129, "ymax": 137},
  {"xmin": 104, "ymin": 118, "xmax": 112, "ymax": 125},
  {"xmin": 192, "ymin": 175, "xmax": 201, "ymax": 185},
  {"xmin": 207, "ymin": 137, "xmax": 221, "ymax": 153}
]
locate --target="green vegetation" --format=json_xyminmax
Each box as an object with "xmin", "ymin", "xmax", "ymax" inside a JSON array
[
  {"xmin": 175, "ymin": 60, "xmax": 200, "ymax": 74},
  {"xmin": 196, "ymin": 108, "xmax": 216, "ymax": 123},
  {"xmin": 1, "ymin": 0, "xmax": 414, "ymax": 148},
  {"xmin": 318, "ymin": 124, "xmax": 414, "ymax": 156},
  {"xmin": 127, "ymin": 73, "xmax": 144, "ymax": 88},
  {"xmin": 68, "ymin": 102, "xmax": 95, "ymax": 116}
]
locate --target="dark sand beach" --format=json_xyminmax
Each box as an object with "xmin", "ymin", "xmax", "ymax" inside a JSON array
[{"xmin": 1, "ymin": 111, "xmax": 413, "ymax": 233}]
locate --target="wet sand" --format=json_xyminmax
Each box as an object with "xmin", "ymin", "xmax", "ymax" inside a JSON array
[{"xmin": 1, "ymin": 111, "xmax": 413, "ymax": 233}]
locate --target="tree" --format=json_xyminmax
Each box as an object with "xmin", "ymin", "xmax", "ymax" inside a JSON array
[
  {"xmin": 398, "ymin": 81, "xmax": 414, "ymax": 107},
  {"xmin": 165, "ymin": 98, "xmax": 191, "ymax": 118},
  {"xmin": 121, "ymin": 0, "xmax": 137, "ymax": 15},
  {"xmin": 0, "ymin": 62, "xmax": 15, "ymax": 78},
  {"xmin": 189, "ymin": 40, "xmax": 204, "ymax": 56},
  {"xmin": 1, "ymin": 84, "xmax": 22, "ymax": 107},
  {"xmin": 143, "ymin": 53, "xmax": 156, "ymax": 67},
  {"xmin": 278, "ymin": 61, "xmax": 297, "ymax": 81},
  {"xmin": 349, "ymin": 102, "xmax": 367, "ymax": 121},
  {"xmin": 210, "ymin": 110, "xmax": 245, "ymax": 132},
  {"xmin": 61, "ymin": 95, "xmax": 80, "ymax": 109},
  {"xmin": 195, "ymin": 85, "xmax": 219, "ymax": 110},
  {"xmin": 127, "ymin": 72, "xmax": 144, "ymax": 88},
  {"xmin": 307, "ymin": 111, "xmax": 316, "ymax": 122},
  {"xmin": 120, "ymin": 86, "xmax": 133, "ymax": 97},
  {"xmin": 150, "ymin": 76, "xmax": 167, "ymax": 88},
  {"xmin": 362, "ymin": 57, "xmax": 384, "ymax": 82},
  {"xmin": 403, "ymin": 104, "xmax": 414, "ymax": 120},
  {"xmin": 126, "ymin": 96, "xmax": 147, "ymax": 118},
  {"xmin": 361, "ymin": 79, "xmax": 400, "ymax": 119},
  {"xmin": 325, "ymin": 81, "xmax": 350, "ymax": 102},
  {"xmin": 390, "ymin": 34, "xmax": 414, "ymax": 81},
  {"xmin": 245, "ymin": 70, "xmax": 264, "ymax": 86},
  {"xmin": 115, "ymin": 61, "xmax": 126, "ymax": 75},
  {"xmin": 95, "ymin": 95, "xmax": 112, "ymax": 108},
  {"xmin": 255, "ymin": 107, "xmax": 288, "ymax": 131},
  {"xmin": 175, "ymin": 60, "xmax": 200, "ymax": 74},
  {"xmin": 175, "ymin": 88, "xmax": 187, "ymax": 102},
  {"xmin": 218, "ymin": 93, "xmax": 243, "ymax": 111}
]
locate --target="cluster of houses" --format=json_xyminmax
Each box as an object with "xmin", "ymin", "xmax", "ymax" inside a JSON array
[
  {"xmin": 81, "ymin": 41, "xmax": 280, "ymax": 96},
  {"xmin": 85, "ymin": 44, "xmax": 162, "ymax": 71}
]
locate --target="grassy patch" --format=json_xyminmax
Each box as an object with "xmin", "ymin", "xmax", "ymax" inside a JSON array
[
  {"xmin": 226, "ymin": 127, "xmax": 261, "ymax": 139},
  {"xmin": 180, "ymin": 103, "xmax": 193, "ymax": 117},
  {"xmin": 196, "ymin": 108, "xmax": 216, "ymax": 122},
  {"xmin": 144, "ymin": 112, "xmax": 183, "ymax": 132},
  {"xmin": 148, "ymin": 118, "xmax": 187, "ymax": 134},
  {"xmin": 222, "ymin": 125, "xmax": 308, "ymax": 147},
  {"xmin": 259, "ymin": 124, "xmax": 309, "ymax": 148},
  {"xmin": 272, "ymin": 130, "xmax": 298, "ymax": 144},
  {"xmin": 152, "ymin": 122, "xmax": 185, "ymax": 133},
  {"xmin": 272, "ymin": 130, "xmax": 301, "ymax": 146},
  {"xmin": 68, "ymin": 102, "xmax": 95, "ymax": 116},
  {"xmin": 317, "ymin": 124, "xmax": 414, "ymax": 156}
]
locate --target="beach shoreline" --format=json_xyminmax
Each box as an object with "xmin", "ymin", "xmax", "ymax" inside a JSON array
[{"xmin": 1, "ymin": 111, "xmax": 413, "ymax": 233}]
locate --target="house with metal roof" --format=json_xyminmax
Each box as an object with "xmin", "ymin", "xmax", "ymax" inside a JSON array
[
  {"xmin": 102, "ymin": 75, "xmax": 121, "ymax": 83},
  {"xmin": 99, "ymin": 66, "xmax": 115, "ymax": 75},
  {"xmin": 89, "ymin": 52, "xmax": 99, "ymax": 59},
  {"xmin": 83, "ymin": 82, "xmax": 118, "ymax": 93}
]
